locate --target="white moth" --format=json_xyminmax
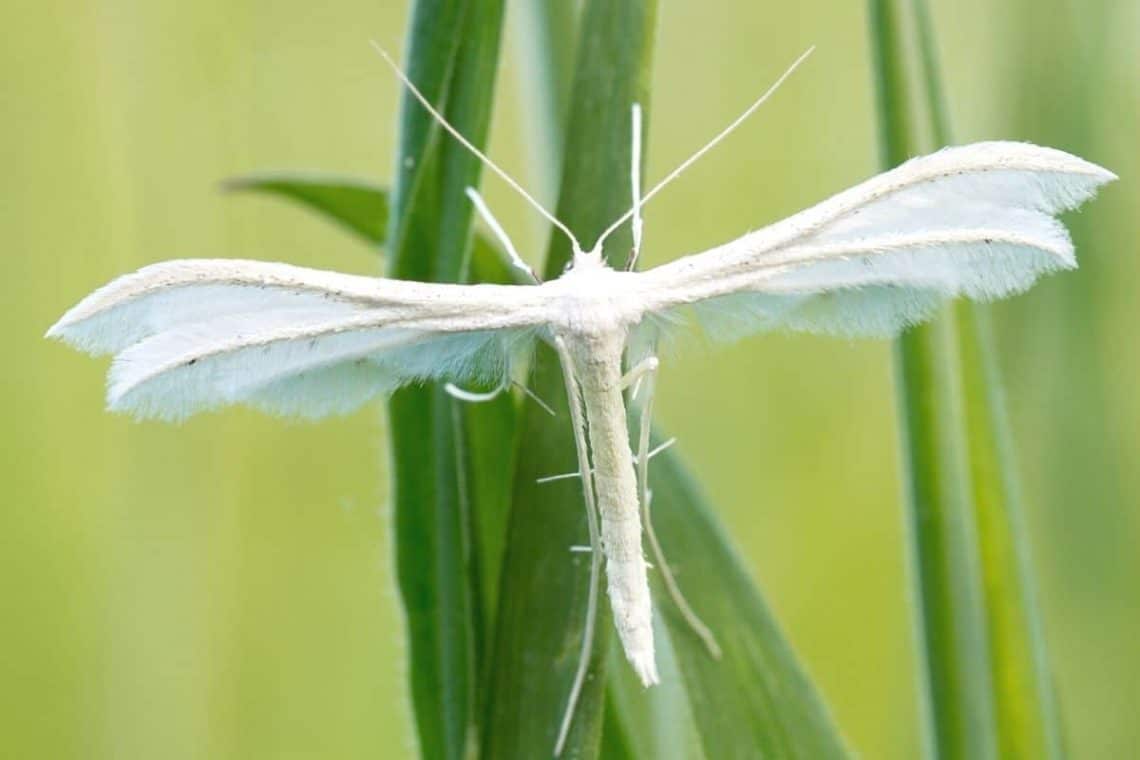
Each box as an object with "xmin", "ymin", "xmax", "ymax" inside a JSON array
[{"xmin": 47, "ymin": 46, "xmax": 1114, "ymax": 755}]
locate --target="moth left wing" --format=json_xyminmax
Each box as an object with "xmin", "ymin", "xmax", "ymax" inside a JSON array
[
  {"xmin": 48, "ymin": 259, "xmax": 553, "ymax": 420},
  {"xmin": 635, "ymin": 141, "xmax": 1115, "ymax": 338}
]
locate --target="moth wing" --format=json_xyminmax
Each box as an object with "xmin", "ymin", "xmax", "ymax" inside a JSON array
[
  {"xmin": 635, "ymin": 141, "xmax": 1115, "ymax": 339},
  {"xmin": 47, "ymin": 259, "xmax": 552, "ymax": 420}
]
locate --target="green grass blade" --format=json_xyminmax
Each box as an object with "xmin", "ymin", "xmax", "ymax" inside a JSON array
[
  {"xmin": 912, "ymin": 3, "xmax": 1066, "ymax": 753},
  {"xmin": 955, "ymin": 305, "xmax": 1066, "ymax": 759},
  {"xmin": 599, "ymin": 684, "xmax": 638, "ymax": 760},
  {"xmin": 458, "ymin": 240, "xmax": 522, "ymax": 682},
  {"xmin": 890, "ymin": 316, "xmax": 996, "ymax": 760},
  {"xmin": 870, "ymin": 1, "xmax": 1066, "ymax": 757},
  {"xmin": 222, "ymin": 173, "xmax": 389, "ymax": 245},
  {"xmin": 386, "ymin": 2, "xmax": 507, "ymax": 758},
  {"xmin": 222, "ymin": 174, "xmax": 508, "ymax": 270},
  {"xmin": 480, "ymin": 1, "xmax": 657, "ymax": 756},
  {"xmin": 868, "ymin": 2, "xmax": 998, "ymax": 758},
  {"xmin": 605, "ymin": 627, "xmax": 703, "ymax": 760},
  {"xmin": 482, "ymin": 346, "xmax": 610, "ymax": 758},
  {"xmin": 647, "ymin": 440, "xmax": 852, "ymax": 759}
]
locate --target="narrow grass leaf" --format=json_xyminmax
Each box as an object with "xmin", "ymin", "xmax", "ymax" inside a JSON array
[
  {"xmin": 386, "ymin": 1, "xmax": 507, "ymax": 758},
  {"xmin": 869, "ymin": 1, "xmax": 1065, "ymax": 757},
  {"xmin": 223, "ymin": 173, "xmax": 389, "ymax": 245},
  {"xmin": 221, "ymin": 173, "xmax": 507, "ymax": 270},
  {"xmin": 480, "ymin": 0, "xmax": 658, "ymax": 756},
  {"xmin": 604, "ymin": 625, "xmax": 703, "ymax": 760},
  {"xmin": 599, "ymin": 685, "xmax": 637, "ymax": 760},
  {"xmin": 870, "ymin": 3, "xmax": 998, "ymax": 756},
  {"xmin": 955, "ymin": 305, "xmax": 1066, "ymax": 760},
  {"xmin": 646, "ymin": 439, "xmax": 852, "ymax": 759},
  {"xmin": 458, "ymin": 239, "xmax": 523, "ymax": 690},
  {"xmin": 910, "ymin": 2, "xmax": 1067, "ymax": 756}
]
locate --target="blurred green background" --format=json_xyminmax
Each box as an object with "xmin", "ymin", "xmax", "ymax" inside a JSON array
[{"xmin": 3, "ymin": 0, "xmax": 1136, "ymax": 757}]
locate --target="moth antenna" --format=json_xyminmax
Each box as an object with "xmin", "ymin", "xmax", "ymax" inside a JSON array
[
  {"xmin": 465, "ymin": 188, "xmax": 541, "ymax": 284},
  {"xmin": 627, "ymin": 103, "xmax": 645, "ymax": 270},
  {"xmin": 443, "ymin": 377, "xmax": 509, "ymax": 403},
  {"xmin": 371, "ymin": 41, "xmax": 584, "ymax": 256},
  {"xmin": 593, "ymin": 46, "xmax": 815, "ymax": 253}
]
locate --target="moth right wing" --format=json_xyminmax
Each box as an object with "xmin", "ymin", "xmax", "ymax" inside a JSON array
[
  {"xmin": 48, "ymin": 259, "xmax": 554, "ymax": 420},
  {"xmin": 635, "ymin": 141, "xmax": 1115, "ymax": 339}
]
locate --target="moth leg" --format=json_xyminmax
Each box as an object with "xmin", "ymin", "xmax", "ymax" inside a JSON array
[
  {"xmin": 620, "ymin": 355, "xmax": 659, "ymax": 401},
  {"xmin": 538, "ymin": 440, "xmax": 671, "ymax": 485},
  {"xmin": 536, "ymin": 470, "xmax": 585, "ymax": 485},
  {"xmin": 511, "ymin": 380, "xmax": 557, "ymax": 416},
  {"xmin": 552, "ymin": 336, "xmax": 603, "ymax": 758},
  {"xmin": 465, "ymin": 187, "xmax": 541, "ymax": 284},
  {"xmin": 626, "ymin": 103, "xmax": 645, "ymax": 270},
  {"xmin": 633, "ymin": 359, "xmax": 722, "ymax": 660}
]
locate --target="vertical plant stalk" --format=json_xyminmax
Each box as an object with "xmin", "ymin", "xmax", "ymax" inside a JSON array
[
  {"xmin": 955, "ymin": 305, "xmax": 1066, "ymax": 760},
  {"xmin": 870, "ymin": 0, "xmax": 1067, "ymax": 756},
  {"xmin": 386, "ymin": 1, "xmax": 506, "ymax": 758},
  {"xmin": 869, "ymin": 1, "xmax": 998, "ymax": 758},
  {"xmin": 914, "ymin": 5, "xmax": 1065, "ymax": 755}
]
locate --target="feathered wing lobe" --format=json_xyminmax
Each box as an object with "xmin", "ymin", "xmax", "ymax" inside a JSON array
[
  {"xmin": 637, "ymin": 141, "xmax": 1116, "ymax": 338},
  {"xmin": 47, "ymin": 259, "xmax": 551, "ymax": 420}
]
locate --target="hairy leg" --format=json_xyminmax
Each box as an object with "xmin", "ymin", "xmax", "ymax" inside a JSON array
[
  {"xmin": 632, "ymin": 359, "xmax": 721, "ymax": 659},
  {"xmin": 552, "ymin": 336, "xmax": 603, "ymax": 757}
]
